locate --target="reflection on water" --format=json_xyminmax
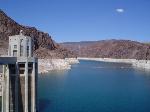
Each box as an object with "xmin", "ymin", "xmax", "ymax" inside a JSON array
[{"xmin": 38, "ymin": 60, "xmax": 150, "ymax": 112}]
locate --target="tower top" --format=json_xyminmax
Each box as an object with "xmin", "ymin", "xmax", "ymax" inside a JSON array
[
  {"xmin": 20, "ymin": 30, "xmax": 23, "ymax": 35},
  {"xmin": 8, "ymin": 33, "xmax": 33, "ymax": 57}
]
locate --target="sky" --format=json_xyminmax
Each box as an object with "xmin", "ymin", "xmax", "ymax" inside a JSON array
[{"xmin": 0, "ymin": 0, "xmax": 150, "ymax": 42}]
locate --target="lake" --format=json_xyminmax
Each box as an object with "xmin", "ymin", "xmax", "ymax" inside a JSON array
[{"xmin": 38, "ymin": 60, "xmax": 150, "ymax": 112}]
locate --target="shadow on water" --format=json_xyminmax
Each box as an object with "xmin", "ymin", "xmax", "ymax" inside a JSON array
[{"xmin": 39, "ymin": 99, "xmax": 51, "ymax": 112}]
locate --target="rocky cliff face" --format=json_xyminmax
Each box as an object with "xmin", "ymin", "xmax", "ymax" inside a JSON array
[
  {"xmin": 0, "ymin": 9, "xmax": 75, "ymax": 58},
  {"xmin": 61, "ymin": 40, "xmax": 150, "ymax": 60}
]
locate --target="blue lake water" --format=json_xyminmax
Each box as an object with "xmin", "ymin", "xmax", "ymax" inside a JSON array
[{"xmin": 38, "ymin": 60, "xmax": 150, "ymax": 112}]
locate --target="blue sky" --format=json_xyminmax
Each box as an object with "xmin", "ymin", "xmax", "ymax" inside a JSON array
[{"xmin": 0, "ymin": 0, "xmax": 150, "ymax": 42}]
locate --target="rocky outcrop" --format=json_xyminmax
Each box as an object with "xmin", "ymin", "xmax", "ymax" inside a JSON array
[
  {"xmin": 38, "ymin": 58, "xmax": 79, "ymax": 73},
  {"xmin": 132, "ymin": 60, "xmax": 150, "ymax": 70},
  {"xmin": 0, "ymin": 9, "xmax": 76, "ymax": 58},
  {"xmin": 61, "ymin": 40, "xmax": 150, "ymax": 60}
]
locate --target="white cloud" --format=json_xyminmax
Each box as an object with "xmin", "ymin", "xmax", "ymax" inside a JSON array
[{"xmin": 116, "ymin": 8, "xmax": 124, "ymax": 13}]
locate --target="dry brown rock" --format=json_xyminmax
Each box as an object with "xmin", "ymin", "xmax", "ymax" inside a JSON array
[{"xmin": 61, "ymin": 40, "xmax": 150, "ymax": 60}]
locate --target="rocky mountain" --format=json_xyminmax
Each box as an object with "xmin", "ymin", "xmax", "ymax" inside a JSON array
[
  {"xmin": 61, "ymin": 40, "xmax": 150, "ymax": 60},
  {"xmin": 0, "ymin": 9, "xmax": 75, "ymax": 59}
]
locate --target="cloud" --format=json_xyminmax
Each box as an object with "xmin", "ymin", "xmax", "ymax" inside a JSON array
[{"xmin": 116, "ymin": 8, "xmax": 124, "ymax": 13}]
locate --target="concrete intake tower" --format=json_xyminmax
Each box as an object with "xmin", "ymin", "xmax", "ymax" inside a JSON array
[{"xmin": 0, "ymin": 31, "xmax": 38, "ymax": 112}]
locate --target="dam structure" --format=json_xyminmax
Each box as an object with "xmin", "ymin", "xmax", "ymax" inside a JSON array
[{"xmin": 0, "ymin": 31, "xmax": 38, "ymax": 112}]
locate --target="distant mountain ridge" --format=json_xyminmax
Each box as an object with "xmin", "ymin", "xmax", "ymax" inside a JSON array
[
  {"xmin": 0, "ymin": 9, "xmax": 75, "ymax": 58},
  {"xmin": 61, "ymin": 40, "xmax": 150, "ymax": 60}
]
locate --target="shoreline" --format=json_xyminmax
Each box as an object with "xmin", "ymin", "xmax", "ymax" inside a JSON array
[
  {"xmin": 38, "ymin": 58, "xmax": 79, "ymax": 73},
  {"xmin": 78, "ymin": 57, "xmax": 150, "ymax": 70},
  {"xmin": 38, "ymin": 57, "xmax": 150, "ymax": 74}
]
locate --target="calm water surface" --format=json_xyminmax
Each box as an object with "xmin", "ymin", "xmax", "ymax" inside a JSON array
[{"xmin": 39, "ymin": 60, "xmax": 150, "ymax": 112}]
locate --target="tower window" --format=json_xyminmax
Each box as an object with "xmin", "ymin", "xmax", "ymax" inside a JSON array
[
  {"xmin": 27, "ymin": 46, "xmax": 29, "ymax": 57},
  {"xmin": 20, "ymin": 46, "xmax": 23, "ymax": 56},
  {"xmin": 13, "ymin": 50, "xmax": 17, "ymax": 57},
  {"xmin": 14, "ymin": 45, "xmax": 17, "ymax": 49}
]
